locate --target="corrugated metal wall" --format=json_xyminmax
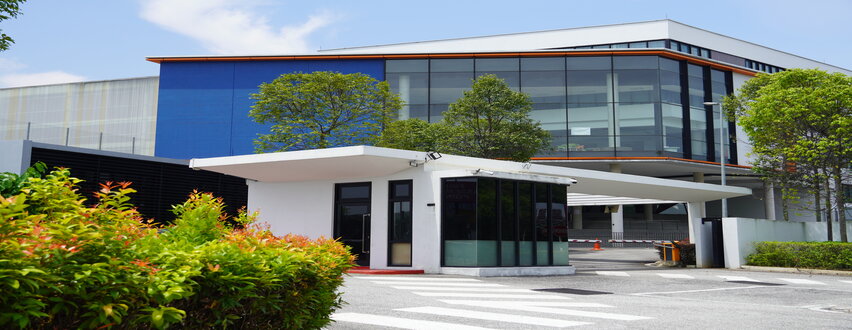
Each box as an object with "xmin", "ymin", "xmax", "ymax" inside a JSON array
[{"xmin": 0, "ymin": 77, "xmax": 159, "ymax": 155}]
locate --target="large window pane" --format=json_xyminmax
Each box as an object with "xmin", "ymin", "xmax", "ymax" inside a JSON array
[
  {"xmin": 442, "ymin": 178, "xmax": 477, "ymax": 266},
  {"xmin": 662, "ymin": 103, "xmax": 684, "ymax": 157},
  {"xmin": 500, "ymin": 181, "xmax": 517, "ymax": 266},
  {"xmin": 387, "ymin": 59, "xmax": 428, "ymax": 73},
  {"xmin": 387, "ymin": 72, "xmax": 428, "ymax": 120},
  {"xmin": 567, "ymin": 103, "xmax": 615, "ymax": 157},
  {"xmin": 690, "ymin": 108, "xmax": 708, "ymax": 159},
  {"xmin": 518, "ymin": 182, "xmax": 534, "ymax": 266},
  {"xmin": 522, "ymin": 67, "xmax": 567, "ymax": 157},
  {"xmin": 476, "ymin": 58, "xmax": 519, "ymax": 90},
  {"xmin": 389, "ymin": 180, "xmax": 412, "ymax": 266},
  {"xmin": 551, "ymin": 185, "xmax": 569, "ymax": 265},
  {"xmin": 476, "ymin": 179, "xmax": 498, "ymax": 266},
  {"xmin": 535, "ymin": 184, "xmax": 549, "ymax": 266},
  {"xmin": 430, "ymin": 59, "xmax": 474, "ymax": 122},
  {"xmin": 615, "ymin": 103, "xmax": 661, "ymax": 156},
  {"xmin": 567, "ymin": 70, "xmax": 611, "ymax": 104},
  {"xmin": 614, "ymin": 69, "xmax": 659, "ymax": 103}
]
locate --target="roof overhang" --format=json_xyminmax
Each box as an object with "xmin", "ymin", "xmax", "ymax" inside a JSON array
[{"xmin": 191, "ymin": 146, "xmax": 752, "ymax": 205}]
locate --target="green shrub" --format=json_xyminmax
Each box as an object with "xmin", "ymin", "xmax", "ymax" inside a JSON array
[
  {"xmin": 746, "ymin": 241, "xmax": 852, "ymax": 270},
  {"xmin": 0, "ymin": 168, "xmax": 354, "ymax": 329}
]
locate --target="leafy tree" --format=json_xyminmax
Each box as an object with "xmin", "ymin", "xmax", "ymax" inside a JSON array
[
  {"xmin": 249, "ymin": 71, "xmax": 402, "ymax": 152},
  {"xmin": 375, "ymin": 118, "xmax": 447, "ymax": 152},
  {"xmin": 441, "ymin": 74, "xmax": 550, "ymax": 161},
  {"xmin": 0, "ymin": 0, "xmax": 26, "ymax": 51},
  {"xmin": 724, "ymin": 68, "xmax": 851, "ymax": 242},
  {"xmin": 378, "ymin": 74, "xmax": 550, "ymax": 162}
]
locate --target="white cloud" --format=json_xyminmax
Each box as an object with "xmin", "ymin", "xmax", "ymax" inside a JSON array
[
  {"xmin": 139, "ymin": 0, "xmax": 334, "ymax": 55},
  {"xmin": 0, "ymin": 71, "xmax": 86, "ymax": 88},
  {"xmin": 0, "ymin": 58, "xmax": 27, "ymax": 72}
]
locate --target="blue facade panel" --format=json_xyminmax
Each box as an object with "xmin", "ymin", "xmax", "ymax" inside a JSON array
[{"xmin": 155, "ymin": 59, "xmax": 384, "ymax": 159}]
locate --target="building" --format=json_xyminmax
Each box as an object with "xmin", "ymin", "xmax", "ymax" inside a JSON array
[
  {"xmin": 2, "ymin": 20, "xmax": 849, "ymax": 267},
  {"xmin": 144, "ymin": 19, "xmax": 850, "ymax": 245},
  {"xmin": 190, "ymin": 146, "xmax": 750, "ymax": 273},
  {"xmin": 0, "ymin": 76, "xmax": 159, "ymax": 155}
]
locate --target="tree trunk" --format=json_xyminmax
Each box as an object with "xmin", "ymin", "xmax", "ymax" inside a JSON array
[
  {"xmin": 834, "ymin": 166, "xmax": 847, "ymax": 242},
  {"xmin": 814, "ymin": 175, "xmax": 822, "ymax": 223},
  {"xmin": 825, "ymin": 177, "xmax": 833, "ymax": 241}
]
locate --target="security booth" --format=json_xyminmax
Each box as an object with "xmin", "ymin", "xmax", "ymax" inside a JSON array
[{"xmin": 190, "ymin": 146, "xmax": 751, "ymax": 275}]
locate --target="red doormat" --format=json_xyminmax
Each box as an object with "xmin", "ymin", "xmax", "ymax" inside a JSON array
[{"xmin": 347, "ymin": 267, "xmax": 425, "ymax": 275}]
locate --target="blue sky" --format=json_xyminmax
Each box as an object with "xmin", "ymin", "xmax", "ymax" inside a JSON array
[{"xmin": 1, "ymin": 0, "xmax": 849, "ymax": 88}]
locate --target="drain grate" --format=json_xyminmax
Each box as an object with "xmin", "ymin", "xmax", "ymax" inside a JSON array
[
  {"xmin": 727, "ymin": 281, "xmax": 785, "ymax": 286},
  {"xmin": 533, "ymin": 288, "xmax": 614, "ymax": 295}
]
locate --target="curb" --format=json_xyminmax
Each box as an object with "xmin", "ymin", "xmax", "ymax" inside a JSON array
[{"xmin": 740, "ymin": 265, "xmax": 852, "ymax": 276}]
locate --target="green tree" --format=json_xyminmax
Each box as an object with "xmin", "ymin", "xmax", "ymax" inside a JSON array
[
  {"xmin": 725, "ymin": 68, "xmax": 851, "ymax": 242},
  {"xmin": 375, "ymin": 118, "xmax": 447, "ymax": 152},
  {"xmin": 249, "ymin": 71, "xmax": 402, "ymax": 152},
  {"xmin": 378, "ymin": 74, "xmax": 550, "ymax": 162},
  {"xmin": 1, "ymin": 0, "xmax": 26, "ymax": 51}
]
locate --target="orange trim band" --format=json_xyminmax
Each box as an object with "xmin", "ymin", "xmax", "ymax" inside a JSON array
[
  {"xmin": 146, "ymin": 50, "xmax": 756, "ymax": 76},
  {"xmin": 530, "ymin": 156, "xmax": 752, "ymax": 169}
]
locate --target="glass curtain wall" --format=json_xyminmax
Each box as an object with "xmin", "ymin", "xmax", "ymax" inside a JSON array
[
  {"xmin": 710, "ymin": 69, "xmax": 731, "ymax": 164},
  {"xmin": 521, "ymin": 58, "xmax": 567, "ymax": 156},
  {"xmin": 388, "ymin": 180, "xmax": 413, "ymax": 266},
  {"xmin": 385, "ymin": 55, "xmax": 732, "ymax": 162},
  {"xmin": 385, "ymin": 60, "xmax": 429, "ymax": 121},
  {"xmin": 687, "ymin": 64, "xmax": 708, "ymax": 160},
  {"xmin": 442, "ymin": 177, "xmax": 569, "ymax": 267}
]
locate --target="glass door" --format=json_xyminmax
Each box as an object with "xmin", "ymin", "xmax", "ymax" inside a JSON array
[{"xmin": 334, "ymin": 183, "xmax": 371, "ymax": 266}]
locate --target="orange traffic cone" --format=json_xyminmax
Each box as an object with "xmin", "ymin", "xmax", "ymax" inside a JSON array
[{"xmin": 591, "ymin": 238, "xmax": 603, "ymax": 251}]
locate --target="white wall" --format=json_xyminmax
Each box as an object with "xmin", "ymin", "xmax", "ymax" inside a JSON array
[
  {"xmin": 722, "ymin": 217, "xmax": 852, "ymax": 268},
  {"xmin": 246, "ymin": 165, "xmax": 445, "ymax": 272}
]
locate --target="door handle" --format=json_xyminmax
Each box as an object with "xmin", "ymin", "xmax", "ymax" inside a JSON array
[{"xmin": 362, "ymin": 213, "xmax": 371, "ymax": 253}]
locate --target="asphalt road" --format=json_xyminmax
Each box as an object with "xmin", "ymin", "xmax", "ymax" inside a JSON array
[{"xmin": 328, "ymin": 248, "xmax": 852, "ymax": 329}]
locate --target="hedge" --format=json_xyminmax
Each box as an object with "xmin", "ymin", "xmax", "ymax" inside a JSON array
[
  {"xmin": 0, "ymin": 168, "xmax": 354, "ymax": 329},
  {"xmin": 746, "ymin": 241, "xmax": 852, "ymax": 270}
]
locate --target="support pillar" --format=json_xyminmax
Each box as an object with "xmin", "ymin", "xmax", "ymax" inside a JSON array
[
  {"xmin": 644, "ymin": 204, "xmax": 654, "ymax": 221},
  {"xmin": 611, "ymin": 205, "xmax": 624, "ymax": 246},
  {"xmin": 764, "ymin": 182, "xmax": 776, "ymax": 220},
  {"xmin": 572, "ymin": 207, "xmax": 583, "ymax": 230},
  {"xmin": 687, "ymin": 201, "xmax": 710, "ymax": 268},
  {"xmin": 692, "ymin": 172, "xmax": 707, "ymax": 218}
]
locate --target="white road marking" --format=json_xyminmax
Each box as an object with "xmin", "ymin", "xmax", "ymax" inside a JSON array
[
  {"xmin": 372, "ymin": 281, "xmax": 504, "ymax": 287},
  {"xmin": 779, "ymin": 278, "xmax": 826, "ymax": 285},
  {"xmin": 441, "ymin": 301, "xmax": 652, "ymax": 321},
  {"xmin": 412, "ymin": 292, "xmax": 571, "ymax": 299},
  {"xmin": 331, "ymin": 312, "xmax": 496, "ymax": 330},
  {"xmin": 393, "ymin": 286, "xmax": 535, "ymax": 292},
  {"xmin": 657, "ymin": 273, "xmax": 694, "ymax": 279},
  {"xmin": 396, "ymin": 306, "xmax": 591, "ymax": 327},
  {"xmin": 596, "ymin": 271, "xmax": 630, "ymax": 277},
  {"xmin": 632, "ymin": 286, "xmax": 767, "ymax": 295},
  {"xmin": 353, "ymin": 276, "xmax": 480, "ymax": 282},
  {"xmin": 718, "ymin": 275, "xmax": 759, "ymax": 282},
  {"xmin": 839, "ymin": 280, "xmax": 852, "ymax": 285},
  {"xmin": 440, "ymin": 299, "xmax": 613, "ymax": 308}
]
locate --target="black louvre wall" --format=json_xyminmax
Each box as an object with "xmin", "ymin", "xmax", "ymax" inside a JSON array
[{"xmin": 29, "ymin": 148, "xmax": 248, "ymax": 224}]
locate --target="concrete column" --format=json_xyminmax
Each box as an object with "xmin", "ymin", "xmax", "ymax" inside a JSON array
[
  {"xmin": 611, "ymin": 205, "xmax": 624, "ymax": 246},
  {"xmin": 644, "ymin": 204, "xmax": 654, "ymax": 221},
  {"xmin": 687, "ymin": 201, "xmax": 710, "ymax": 268},
  {"xmin": 692, "ymin": 172, "xmax": 707, "ymax": 218},
  {"xmin": 764, "ymin": 181, "xmax": 776, "ymax": 220},
  {"xmin": 609, "ymin": 164, "xmax": 624, "ymax": 244},
  {"xmin": 572, "ymin": 206, "xmax": 583, "ymax": 230}
]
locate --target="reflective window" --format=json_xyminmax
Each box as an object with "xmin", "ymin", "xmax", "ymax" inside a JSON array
[
  {"xmin": 629, "ymin": 41, "xmax": 647, "ymax": 48},
  {"xmin": 522, "ymin": 58, "xmax": 567, "ymax": 156},
  {"xmin": 647, "ymin": 40, "xmax": 666, "ymax": 48},
  {"xmin": 388, "ymin": 180, "xmax": 413, "ymax": 266},
  {"xmin": 430, "ymin": 59, "xmax": 474, "ymax": 121},
  {"xmin": 551, "ymin": 185, "xmax": 569, "ymax": 265},
  {"xmin": 476, "ymin": 58, "xmax": 519, "ymax": 90},
  {"xmin": 615, "ymin": 103, "xmax": 662, "ymax": 156},
  {"xmin": 567, "ymin": 103, "xmax": 615, "ymax": 157},
  {"xmin": 690, "ymin": 108, "xmax": 708, "ymax": 159},
  {"xmin": 661, "ymin": 103, "xmax": 684, "ymax": 157},
  {"xmin": 500, "ymin": 181, "xmax": 517, "ymax": 266}
]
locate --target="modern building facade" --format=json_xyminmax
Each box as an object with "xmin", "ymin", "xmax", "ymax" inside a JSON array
[{"xmin": 144, "ymin": 20, "xmax": 850, "ymax": 241}]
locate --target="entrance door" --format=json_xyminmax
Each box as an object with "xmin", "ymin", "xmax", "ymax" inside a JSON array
[{"xmin": 334, "ymin": 183, "xmax": 371, "ymax": 266}]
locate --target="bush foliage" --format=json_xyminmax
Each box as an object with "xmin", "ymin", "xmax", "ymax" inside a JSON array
[
  {"xmin": 0, "ymin": 168, "xmax": 354, "ymax": 329},
  {"xmin": 746, "ymin": 241, "xmax": 852, "ymax": 270}
]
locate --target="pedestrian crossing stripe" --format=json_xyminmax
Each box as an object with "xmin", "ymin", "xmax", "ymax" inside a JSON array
[
  {"xmin": 354, "ymin": 276, "xmax": 480, "ymax": 282},
  {"xmin": 332, "ymin": 312, "xmax": 495, "ymax": 330},
  {"xmin": 396, "ymin": 306, "xmax": 592, "ymax": 327},
  {"xmin": 412, "ymin": 292, "xmax": 572, "ymax": 299},
  {"xmin": 778, "ymin": 278, "xmax": 826, "ymax": 285},
  {"xmin": 440, "ymin": 299, "xmax": 613, "ymax": 308},
  {"xmin": 657, "ymin": 273, "xmax": 694, "ymax": 279},
  {"xmin": 596, "ymin": 271, "xmax": 630, "ymax": 276},
  {"xmin": 392, "ymin": 286, "xmax": 535, "ymax": 292},
  {"xmin": 440, "ymin": 300, "xmax": 653, "ymax": 321},
  {"xmin": 371, "ymin": 281, "xmax": 504, "ymax": 287},
  {"xmin": 717, "ymin": 275, "xmax": 759, "ymax": 282}
]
